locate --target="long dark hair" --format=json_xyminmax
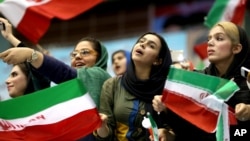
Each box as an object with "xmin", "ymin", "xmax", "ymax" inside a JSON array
[{"xmin": 17, "ymin": 63, "xmax": 50, "ymax": 95}]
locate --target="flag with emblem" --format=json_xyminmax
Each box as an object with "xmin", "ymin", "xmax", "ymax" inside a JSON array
[
  {"xmin": 162, "ymin": 67, "xmax": 239, "ymax": 141},
  {"xmin": 0, "ymin": 78, "xmax": 101, "ymax": 141}
]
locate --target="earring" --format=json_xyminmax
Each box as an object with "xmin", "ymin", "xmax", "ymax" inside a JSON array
[{"xmin": 153, "ymin": 62, "xmax": 158, "ymax": 65}]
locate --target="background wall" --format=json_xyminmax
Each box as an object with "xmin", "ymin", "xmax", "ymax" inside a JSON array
[{"xmin": 2, "ymin": 0, "xmax": 249, "ymax": 100}]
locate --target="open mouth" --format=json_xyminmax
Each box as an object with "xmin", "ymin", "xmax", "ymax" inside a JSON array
[
  {"xmin": 75, "ymin": 62, "xmax": 85, "ymax": 67},
  {"xmin": 135, "ymin": 49, "xmax": 143, "ymax": 55}
]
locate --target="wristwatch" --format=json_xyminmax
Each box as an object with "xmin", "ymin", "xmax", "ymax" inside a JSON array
[{"xmin": 27, "ymin": 50, "xmax": 38, "ymax": 63}]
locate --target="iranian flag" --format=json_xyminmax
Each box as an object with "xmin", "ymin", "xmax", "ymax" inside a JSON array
[
  {"xmin": 163, "ymin": 67, "xmax": 239, "ymax": 141},
  {"xmin": 0, "ymin": 0, "xmax": 103, "ymax": 43},
  {"xmin": 0, "ymin": 78, "xmax": 101, "ymax": 141},
  {"xmin": 204, "ymin": 0, "xmax": 247, "ymax": 28},
  {"xmin": 193, "ymin": 42, "xmax": 209, "ymax": 70}
]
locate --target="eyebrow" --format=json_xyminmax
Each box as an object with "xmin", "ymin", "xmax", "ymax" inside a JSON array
[{"xmin": 141, "ymin": 37, "xmax": 158, "ymax": 46}]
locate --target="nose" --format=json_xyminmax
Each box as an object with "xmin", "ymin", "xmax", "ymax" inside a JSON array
[
  {"xmin": 139, "ymin": 42, "xmax": 146, "ymax": 49},
  {"xmin": 74, "ymin": 52, "xmax": 82, "ymax": 59},
  {"xmin": 207, "ymin": 39, "xmax": 213, "ymax": 47},
  {"xmin": 5, "ymin": 77, "xmax": 10, "ymax": 85}
]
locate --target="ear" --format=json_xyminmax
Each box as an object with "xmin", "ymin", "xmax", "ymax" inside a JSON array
[
  {"xmin": 232, "ymin": 44, "xmax": 242, "ymax": 54},
  {"xmin": 153, "ymin": 58, "xmax": 162, "ymax": 66}
]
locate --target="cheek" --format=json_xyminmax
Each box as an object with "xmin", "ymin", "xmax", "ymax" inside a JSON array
[
  {"xmin": 70, "ymin": 59, "xmax": 75, "ymax": 66},
  {"xmin": 217, "ymin": 43, "xmax": 232, "ymax": 55},
  {"xmin": 13, "ymin": 77, "xmax": 28, "ymax": 96},
  {"xmin": 85, "ymin": 56, "xmax": 97, "ymax": 67}
]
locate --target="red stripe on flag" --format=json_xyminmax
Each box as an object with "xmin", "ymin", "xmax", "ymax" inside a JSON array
[
  {"xmin": 18, "ymin": 7, "xmax": 51, "ymax": 44},
  {"xmin": 231, "ymin": 0, "xmax": 247, "ymax": 25},
  {"xmin": 0, "ymin": 109, "xmax": 101, "ymax": 141},
  {"xmin": 162, "ymin": 89, "xmax": 219, "ymax": 133},
  {"xmin": 194, "ymin": 42, "xmax": 207, "ymax": 60},
  {"xmin": 17, "ymin": 0, "xmax": 103, "ymax": 43},
  {"xmin": 162, "ymin": 89, "xmax": 237, "ymax": 133}
]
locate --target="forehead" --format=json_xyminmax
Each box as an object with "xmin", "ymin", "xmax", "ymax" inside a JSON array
[
  {"xmin": 75, "ymin": 41, "xmax": 94, "ymax": 50},
  {"xmin": 209, "ymin": 26, "xmax": 225, "ymax": 35},
  {"xmin": 114, "ymin": 52, "xmax": 125, "ymax": 57},
  {"xmin": 140, "ymin": 34, "xmax": 161, "ymax": 46},
  {"xmin": 11, "ymin": 65, "xmax": 22, "ymax": 73}
]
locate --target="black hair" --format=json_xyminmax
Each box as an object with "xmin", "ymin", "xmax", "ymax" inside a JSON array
[{"xmin": 17, "ymin": 63, "xmax": 50, "ymax": 95}]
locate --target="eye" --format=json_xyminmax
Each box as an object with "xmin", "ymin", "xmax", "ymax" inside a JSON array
[
  {"xmin": 80, "ymin": 50, "xmax": 91, "ymax": 55},
  {"xmin": 11, "ymin": 72, "xmax": 18, "ymax": 77},
  {"xmin": 70, "ymin": 51, "xmax": 78, "ymax": 58},
  {"xmin": 149, "ymin": 44, "xmax": 155, "ymax": 49},
  {"xmin": 216, "ymin": 36, "xmax": 223, "ymax": 41}
]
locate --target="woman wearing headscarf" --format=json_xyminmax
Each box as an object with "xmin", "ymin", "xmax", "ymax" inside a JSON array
[
  {"xmin": 94, "ymin": 32, "xmax": 174, "ymax": 141},
  {"xmin": 153, "ymin": 21, "xmax": 250, "ymax": 141},
  {"xmin": 0, "ymin": 36, "xmax": 111, "ymax": 141}
]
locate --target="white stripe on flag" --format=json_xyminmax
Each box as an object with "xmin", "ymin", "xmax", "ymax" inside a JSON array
[
  {"xmin": 221, "ymin": 0, "xmax": 241, "ymax": 21},
  {"xmin": 0, "ymin": 93, "xmax": 95, "ymax": 131},
  {"xmin": 0, "ymin": 0, "xmax": 50, "ymax": 26},
  {"xmin": 165, "ymin": 80, "xmax": 224, "ymax": 113}
]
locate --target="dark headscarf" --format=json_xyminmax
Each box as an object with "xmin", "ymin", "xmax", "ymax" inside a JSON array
[{"xmin": 121, "ymin": 32, "xmax": 172, "ymax": 103}]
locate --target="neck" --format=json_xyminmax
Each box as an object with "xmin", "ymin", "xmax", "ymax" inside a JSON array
[
  {"xmin": 214, "ymin": 57, "xmax": 233, "ymax": 76},
  {"xmin": 134, "ymin": 64, "xmax": 151, "ymax": 80}
]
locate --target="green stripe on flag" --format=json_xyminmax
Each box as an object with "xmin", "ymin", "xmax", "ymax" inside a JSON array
[
  {"xmin": 0, "ymin": 79, "xmax": 86, "ymax": 119},
  {"xmin": 147, "ymin": 112, "xmax": 159, "ymax": 141},
  {"xmin": 204, "ymin": 0, "xmax": 229, "ymax": 28},
  {"xmin": 168, "ymin": 67, "xmax": 239, "ymax": 100},
  {"xmin": 214, "ymin": 81, "xmax": 239, "ymax": 100}
]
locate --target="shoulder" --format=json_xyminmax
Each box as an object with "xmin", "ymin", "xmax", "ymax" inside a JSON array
[
  {"xmin": 78, "ymin": 67, "xmax": 111, "ymax": 78},
  {"xmin": 104, "ymin": 76, "xmax": 121, "ymax": 85}
]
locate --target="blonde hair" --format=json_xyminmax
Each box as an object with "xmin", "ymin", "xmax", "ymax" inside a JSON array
[{"xmin": 214, "ymin": 21, "xmax": 240, "ymax": 46}]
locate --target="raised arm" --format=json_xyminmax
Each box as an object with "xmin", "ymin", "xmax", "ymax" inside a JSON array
[
  {"xmin": 0, "ymin": 47, "xmax": 76, "ymax": 83},
  {"xmin": 0, "ymin": 17, "xmax": 22, "ymax": 47}
]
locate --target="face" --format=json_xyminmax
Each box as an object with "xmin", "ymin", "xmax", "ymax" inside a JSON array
[
  {"xmin": 207, "ymin": 26, "xmax": 234, "ymax": 64},
  {"xmin": 70, "ymin": 41, "xmax": 98, "ymax": 69},
  {"xmin": 132, "ymin": 34, "xmax": 161, "ymax": 67},
  {"xmin": 112, "ymin": 52, "xmax": 127, "ymax": 75},
  {"xmin": 5, "ymin": 65, "xmax": 28, "ymax": 98}
]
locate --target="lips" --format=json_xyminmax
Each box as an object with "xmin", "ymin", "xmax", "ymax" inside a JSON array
[
  {"xmin": 207, "ymin": 49, "xmax": 215, "ymax": 55},
  {"xmin": 135, "ymin": 49, "xmax": 143, "ymax": 55},
  {"xmin": 7, "ymin": 85, "xmax": 13, "ymax": 91},
  {"xmin": 75, "ymin": 62, "xmax": 85, "ymax": 68}
]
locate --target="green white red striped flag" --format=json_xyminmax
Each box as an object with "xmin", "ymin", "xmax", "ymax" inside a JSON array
[
  {"xmin": 162, "ymin": 67, "xmax": 239, "ymax": 141},
  {"xmin": 204, "ymin": 0, "xmax": 247, "ymax": 28},
  {"xmin": 0, "ymin": 0, "xmax": 103, "ymax": 43},
  {"xmin": 193, "ymin": 42, "xmax": 209, "ymax": 70},
  {"xmin": 142, "ymin": 112, "xmax": 159, "ymax": 141},
  {"xmin": 147, "ymin": 112, "xmax": 159, "ymax": 141},
  {"xmin": 0, "ymin": 78, "xmax": 101, "ymax": 141}
]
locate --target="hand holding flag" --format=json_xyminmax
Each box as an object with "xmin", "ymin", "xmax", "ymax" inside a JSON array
[
  {"xmin": 162, "ymin": 67, "xmax": 239, "ymax": 141},
  {"xmin": 142, "ymin": 112, "xmax": 159, "ymax": 141}
]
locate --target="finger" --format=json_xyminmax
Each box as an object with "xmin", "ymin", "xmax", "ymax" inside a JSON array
[{"xmin": 0, "ymin": 49, "xmax": 9, "ymax": 58}]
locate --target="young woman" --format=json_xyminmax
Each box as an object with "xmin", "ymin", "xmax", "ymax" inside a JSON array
[
  {"xmin": 94, "ymin": 32, "xmax": 174, "ymax": 141},
  {"xmin": 153, "ymin": 21, "xmax": 250, "ymax": 141},
  {"xmin": 0, "ymin": 26, "xmax": 111, "ymax": 141},
  {"xmin": 6, "ymin": 63, "xmax": 50, "ymax": 98},
  {"xmin": 111, "ymin": 49, "xmax": 130, "ymax": 76}
]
